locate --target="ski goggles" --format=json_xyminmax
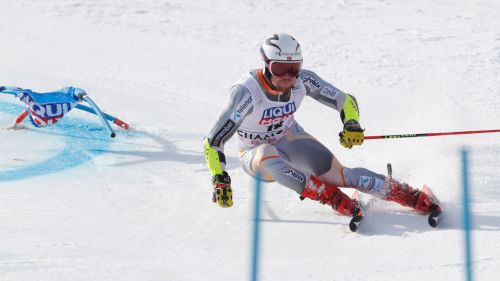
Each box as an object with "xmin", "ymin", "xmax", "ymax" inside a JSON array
[{"xmin": 268, "ymin": 61, "xmax": 302, "ymax": 77}]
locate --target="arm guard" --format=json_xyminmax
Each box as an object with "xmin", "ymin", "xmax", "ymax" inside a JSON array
[
  {"xmin": 340, "ymin": 94, "xmax": 360, "ymax": 123},
  {"xmin": 203, "ymin": 138, "xmax": 225, "ymax": 176}
]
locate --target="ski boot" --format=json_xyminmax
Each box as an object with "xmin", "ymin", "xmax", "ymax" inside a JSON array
[
  {"xmin": 384, "ymin": 164, "xmax": 442, "ymax": 227},
  {"xmin": 384, "ymin": 178, "xmax": 441, "ymax": 214},
  {"xmin": 300, "ymin": 175, "xmax": 361, "ymax": 217}
]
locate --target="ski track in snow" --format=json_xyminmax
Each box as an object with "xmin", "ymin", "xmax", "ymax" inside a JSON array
[{"xmin": 1, "ymin": 0, "xmax": 499, "ymax": 280}]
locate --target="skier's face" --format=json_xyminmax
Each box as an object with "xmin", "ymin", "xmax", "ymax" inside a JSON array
[{"xmin": 270, "ymin": 73, "xmax": 296, "ymax": 92}]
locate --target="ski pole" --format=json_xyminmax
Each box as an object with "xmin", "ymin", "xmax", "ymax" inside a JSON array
[
  {"xmin": 75, "ymin": 104, "xmax": 129, "ymax": 130},
  {"xmin": 365, "ymin": 129, "xmax": 500, "ymax": 140},
  {"xmin": 82, "ymin": 96, "xmax": 116, "ymax": 138}
]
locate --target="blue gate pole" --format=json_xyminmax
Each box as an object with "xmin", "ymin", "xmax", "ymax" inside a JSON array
[
  {"xmin": 251, "ymin": 172, "xmax": 263, "ymax": 281},
  {"xmin": 462, "ymin": 148, "xmax": 473, "ymax": 281}
]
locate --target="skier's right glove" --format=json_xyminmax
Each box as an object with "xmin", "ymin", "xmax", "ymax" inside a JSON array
[{"xmin": 212, "ymin": 171, "xmax": 233, "ymax": 208}]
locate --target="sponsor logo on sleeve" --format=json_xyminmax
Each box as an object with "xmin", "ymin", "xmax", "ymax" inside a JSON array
[
  {"xmin": 232, "ymin": 96, "xmax": 252, "ymax": 122},
  {"xmin": 320, "ymin": 87, "xmax": 340, "ymax": 99},
  {"xmin": 302, "ymin": 76, "xmax": 321, "ymax": 88},
  {"xmin": 211, "ymin": 120, "xmax": 235, "ymax": 147}
]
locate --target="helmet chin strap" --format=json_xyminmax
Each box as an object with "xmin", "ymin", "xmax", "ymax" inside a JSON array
[{"xmin": 263, "ymin": 67, "xmax": 279, "ymax": 90}]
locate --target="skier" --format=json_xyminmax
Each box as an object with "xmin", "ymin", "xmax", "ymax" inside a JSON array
[{"xmin": 203, "ymin": 33, "xmax": 439, "ymax": 219}]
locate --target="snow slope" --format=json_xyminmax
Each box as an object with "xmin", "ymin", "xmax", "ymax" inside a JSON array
[{"xmin": 1, "ymin": 0, "xmax": 499, "ymax": 280}]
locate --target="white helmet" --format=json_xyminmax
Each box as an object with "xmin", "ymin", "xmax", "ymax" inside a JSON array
[{"xmin": 260, "ymin": 33, "xmax": 303, "ymax": 77}]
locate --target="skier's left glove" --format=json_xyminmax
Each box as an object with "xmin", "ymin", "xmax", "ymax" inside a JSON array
[
  {"xmin": 339, "ymin": 120, "xmax": 364, "ymax": 149},
  {"xmin": 212, "ymin": 171, "xmax": 233, "ymax": 208}
]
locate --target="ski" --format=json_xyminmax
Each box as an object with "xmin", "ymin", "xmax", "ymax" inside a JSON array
[
  {"xmin": 349, "ymin": 215, "xmax": 363, "ymax": 232},
  {"xmin": 387, "ymin": 163, "xmax": 443, "ymax": 228},
  {"xmin": 422, "ymin": 185, "xmax": 442, "ymax": 228},
  {"xmin": 349, "ymin": 191, "xmax": 364, "ymax": 232}
]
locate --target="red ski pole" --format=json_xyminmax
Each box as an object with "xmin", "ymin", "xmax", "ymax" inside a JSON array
[{"xmin": 365, "ymin": 129, "xmax": 500, "ymax": 140}]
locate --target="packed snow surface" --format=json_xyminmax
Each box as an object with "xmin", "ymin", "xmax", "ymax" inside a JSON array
[{"xmin": 1, "ymin": 1, "xmax": 499, "ymax": 280}]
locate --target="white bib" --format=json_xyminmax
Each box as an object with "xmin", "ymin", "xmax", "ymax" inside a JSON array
[{"xmin": 235, "ymin": 73, "xmax": 306, "ymax": 149}]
